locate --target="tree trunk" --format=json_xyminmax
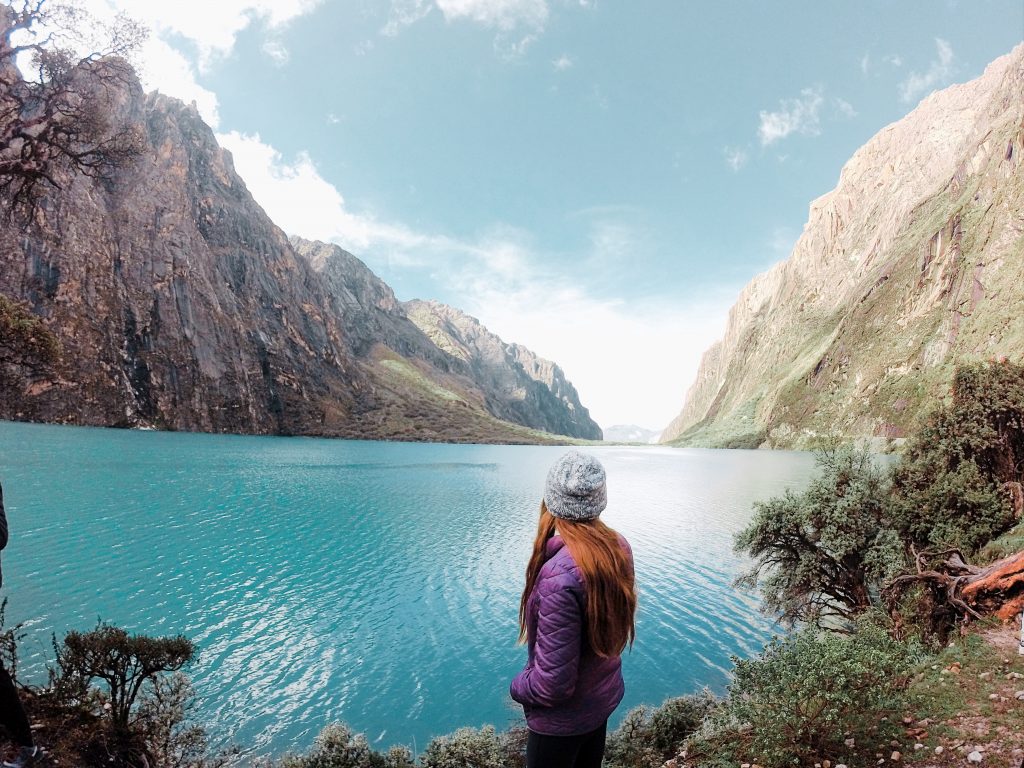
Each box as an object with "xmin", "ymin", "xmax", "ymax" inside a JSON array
[
  {"xmin": 960, "ymin": 550, "xmax": 1024, "ymax": 622},
  {"xmin": 884, "ymin": 548, "xmax": 1024, "ymax": 630}
]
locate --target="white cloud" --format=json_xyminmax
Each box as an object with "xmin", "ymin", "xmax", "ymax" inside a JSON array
[
  {"xmin": 723, "ymin": 146, "xmax": 748, "ymax": 172},
  {"xmin": 217, "ymin": 130, "xmax": 730, "ymax": 429},
  {"xmin": 131, "ymin": 36, "xmax": 222, "ymax": 127},
  {"xmin": 261, "ymin": 39, "xmax": 290, "ymax": 65},
  {"xmin": 833, "ymin": 97, "xmax": 857, "ymax": 118},
  {"xmin": 70, "ymin": 0, "xmax": 325, "ymax": 126},
  {"xmin": 899, "ymin": 38, "xmax": 954, "ymax": 103},
  {"xmin": 757, "ymin": 86, "xmax": 824, "ymax": 146},
  {"xmin": 552, "ymin": 53, "xmax": 573, "ymax": 71},
  {"xmin": 493, "ymin": 31, "xmax": 538, "ymax": 58},
  {"xmin": 382, "ymin": 0, "xmax": 432, "ymax": 36},
  {"xmin": 861, "ymin": 51, "xmax": 904, "ymax": 77},
  {"xmin": 467, "ymin": 285, "xmax": 732, "ymax": 430},
  {"xmin": 382, "ymin": 0, "xmax": 568, "ymax": 58},
  {"xmin": 89, "ymin": 0, "xmax": 323, "ymax": 67},
  {"xmin": 435, "ymin": 0, "xmax": 549, "ymax": 30},
  {"xmin": 217, "ymin": 131, "xmax": 443, "ymax": 254}
]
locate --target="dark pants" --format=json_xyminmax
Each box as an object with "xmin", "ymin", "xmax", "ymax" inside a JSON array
[
  {"xmin": 0, "ymin": 665, "xmax": 32, "ymax": 747},
  {"xmin": 526, "ymin": 722, "xmax": 607, "ymax": 768}
]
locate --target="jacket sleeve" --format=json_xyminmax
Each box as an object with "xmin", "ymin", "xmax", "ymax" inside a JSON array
[{"xmin": 509, "ymin": 577, "xmax": 582, "ymax": 707}]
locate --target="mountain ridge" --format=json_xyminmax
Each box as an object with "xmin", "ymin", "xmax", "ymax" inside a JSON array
[
  {"xmin": 0, "ymin": 64, "xmax": 599, "ymax": 443},
  {"xmin": 662, "ymin": 44, "xmax": 1024, "ymax": 448}
]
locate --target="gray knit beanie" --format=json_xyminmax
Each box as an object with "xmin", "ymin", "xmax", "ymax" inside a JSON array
[{"xmin": 544, "ymin": 451, "xmax": 607, "ymax": 522}]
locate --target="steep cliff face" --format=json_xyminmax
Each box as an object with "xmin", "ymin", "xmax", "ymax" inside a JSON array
[
  {"xmin": 2, "ymin": 81, "xmax": 358, "ymax": 434},
  {"xmin": 404, "ymin": 300, "xmax": 603, "ymax": 440},
  {"xmin": 663, "ymin": 45, "xmax": 1024, "ymax": 448},
  {"xmin": 0, "ymin": 66, "xmax": 597, "ymax": 443},
  {"xmin": 292, "ymin": 239, "xmax": 602, "ymax": 440}
]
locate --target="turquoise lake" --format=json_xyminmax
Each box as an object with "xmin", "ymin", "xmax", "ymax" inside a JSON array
[{"xmin": 0, "ymin": 420, "xmax": 817, "ymax": 756}]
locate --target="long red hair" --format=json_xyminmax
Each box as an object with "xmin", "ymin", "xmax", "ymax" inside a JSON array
[{"xmin": 518, "ymin": 501, "xmax": 636, "ymax": 657}]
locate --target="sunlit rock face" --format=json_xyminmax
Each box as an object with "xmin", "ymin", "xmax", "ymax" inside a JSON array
[
  {"xmin": 404, "ymin": 299, "xmax": 602, "ymax": 441},
  {"xmin": 663, "ymin": 44, "xmax": 1024, "ymax": 449},
  {"xmin": 0, "ymin": 69, "xmax": 597, "ymax": 443}
]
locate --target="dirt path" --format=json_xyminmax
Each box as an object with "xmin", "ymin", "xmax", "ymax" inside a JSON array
[{"xmin": 907, "ymin": 625, "xmax": 1024, "ymax": 768}]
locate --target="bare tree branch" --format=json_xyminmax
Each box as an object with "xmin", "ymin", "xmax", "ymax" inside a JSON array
[{"xmin": 1, "ymin": 0, "xmax": 148, "ymax": 218}]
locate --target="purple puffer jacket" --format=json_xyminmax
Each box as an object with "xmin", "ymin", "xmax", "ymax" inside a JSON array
[{"xmin": 510, "ymin": 534, "xmax": 632, "ymax": 736}]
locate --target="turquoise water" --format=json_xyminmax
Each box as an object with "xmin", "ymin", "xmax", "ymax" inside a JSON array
[{"xmin": 0, "ymin": 421, "xmax": 816, "ymax": 755}]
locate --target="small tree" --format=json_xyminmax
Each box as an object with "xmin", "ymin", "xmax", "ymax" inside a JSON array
[
  {"xmin": 1, "ymin": 0, "xmax": 147, "ymax": 216},
  {"xmin": 890, "ymin": 360, "xmax": 1024, "ymax": 553},
  {"xmin": 0, "ymin": 292, "xmax": 59, "ymax": 374},
  {"xmin": 734, "ymin": 445, "xmax": 904, "ymax": 630},
  {"xmin": 53, "ymin": 623, "xmax": 195, "ymax": 731}
]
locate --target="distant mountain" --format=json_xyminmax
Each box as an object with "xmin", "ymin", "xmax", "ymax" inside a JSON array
[
  {"xmin": 0, "ymin": 63, "xmax": 597, "ymax": 443},
  {"xmin": 662, "ymin": 44, "xmax": 1024, "ymax": 449},
  {"xmin": 603, "ymin": 425, "xmax": 661, "ymax": 444},
  {"xmin": 404, "ymin": 300, "xmax": 602, "ymax": 441}
]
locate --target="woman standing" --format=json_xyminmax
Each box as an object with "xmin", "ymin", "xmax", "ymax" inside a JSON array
[{"xmin": 511, "ymin": 451, "xmax": 637, "ymax": 768}]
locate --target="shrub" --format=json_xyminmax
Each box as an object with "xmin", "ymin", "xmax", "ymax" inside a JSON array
[
  {"xmin": 280, "ymin": 724, "xmax": 413, "ymax": 768},
  {"xmin": 891, "ymin": 360, "xmax": 1024, "ymax": 553},
  {"xmin": 0, "ymin": 598, "xmax": 24, "ymax": 680},
  {"xmin": 0, "ymin": 294, "xmax": 60, "ymax": 372},
  {"xmin": 734, "ymin": 445, "xmax": 904, "ymax": 630},
  {"xmin": 605, "ymin": 692, "xmax": 717, "ymax": 768},
  {"xmin": 892, "ymin": 450, "xmax": 1014, "ymax": 553},
  {"xmin": 52, "ymin": 623, "xmax": 195, "ymax": 730},
  {"xmin": 5, "ymin": 622, "xmax": 218, "ymax": 768},
  {"xmin": 133, "ymin": 671, "xmax": 215, "ymax": 768},
  {"xmin": 418, "ymin": 725, "xmax": 509, "ymax": 768},
  {"xmin": 686, "ymin": 621, "xmax": 920, "ymax": 767}
]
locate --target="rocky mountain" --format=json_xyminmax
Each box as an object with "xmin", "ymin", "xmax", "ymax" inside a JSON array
[
  {"xmin": 602, "ymin": 425, "xmax": 661, "ymax": 444},
  {"xmin": 404, "ymin": 300, "xmax": 602, "ymax": 440},
  {"xmin": 0, "ymin": 62, "xmax": 598, "ymax": 443},
  {"xmin": 663, "ymin": 45, "xmax": 1024, "ymax": 449}
]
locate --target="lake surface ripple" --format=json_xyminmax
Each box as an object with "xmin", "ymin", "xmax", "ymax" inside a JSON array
[{"xmin": 0, "ymin": 421, "xmax": 816, "ymax": 755}]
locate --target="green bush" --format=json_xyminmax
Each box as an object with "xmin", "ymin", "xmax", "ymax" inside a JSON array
[
  {"xmin": 734, "ymin": 445, "xmax": 904, "ymax": 630},
  {"xmin": 686, "ymin": 621, "xmax": 920, "ymax": 767},
  {"xmin": 280, "ymin": 724, "xmax": 412, "ymax": 768},
  {"xmin": 604, "ymin": 692, "xmax": 717, "ymax": 768},
  {"xmin": 0, "ymin": 294, "xmax": 60, "ymax": 372},
  {"xmin": 892, "ymin": 450, "xmax": 1013, "ymax": 553},
  {"xmin": 418, "ymin": 725, "xmax": 510, "ymax": 768},
  {"xmin": 891, "ymin": 360, "xmax": 1024, "ymax": 553}
]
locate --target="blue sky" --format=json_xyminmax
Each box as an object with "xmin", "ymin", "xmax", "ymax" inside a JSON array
[{"xmin": 76, "ymin": 0, "xmax": 1024, "ymax": 430}]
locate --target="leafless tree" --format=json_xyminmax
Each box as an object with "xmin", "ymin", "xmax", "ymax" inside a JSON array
[{"xmin": 0, "ymin": 0, "xmax": 148, "ymax": 217}]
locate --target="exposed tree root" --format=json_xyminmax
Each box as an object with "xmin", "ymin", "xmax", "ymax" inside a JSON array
[{"xmin": 884, "ymin": 546, "xmax": 1024, "ymax": 631}]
